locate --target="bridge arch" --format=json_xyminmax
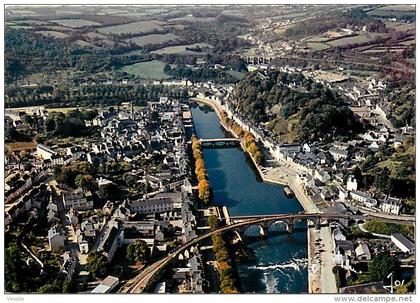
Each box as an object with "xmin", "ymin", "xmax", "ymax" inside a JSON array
[
  {"xmin": 293, "ymin": 217, "xmax": 319, "ymax": 229},
  {"xmin": 232, "ymin": 230, "xmax": 243, "ymax": 242},
  {"xmin": 242, "ymin": 224, "xmax": 266, "ymax": 237},
  {"xmin": 267, "ymin": 220, "xmax": 289, "ymax": 233}
]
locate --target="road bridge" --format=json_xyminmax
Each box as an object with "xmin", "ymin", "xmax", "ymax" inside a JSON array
[
  {"xmin": 122, "ymin": 212, "xmax": 367, "ymax": 293},
  {"xmin": 199, "ymin": 138, "xmax": 241, "ymax": 148}
]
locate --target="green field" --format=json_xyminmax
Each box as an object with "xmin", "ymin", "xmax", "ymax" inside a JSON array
[
  {"xmin": 9, "ymin": 25, "xmax": 31, "ymax": 30},
  {"xmin": 97, "ymin": 20, "xmax": 164, "ymax": 35},
  {"xmin": 42, "ymin": 25, "xmax": 73, "ymax": 32},
  {"xmin": 306, "ymin": 42, "xmax": 331, "ymax": 50},
  {"xmin": 129, "ymin": 33, "xmax": 180, "ymax": 46},
  {"xmin": 74, "ymin": 40, "xmax": 97, "ymax": 48},
  {"xmin": 227, "ymin": 70, "xmax": 246, "ymax": 80},
  {"xmin": 364, "ymin": 221, "xmax": 414, "ymax": 238},
  {"xmin": 35, "ymin": 30, "xmax": 69, "ymax": 38},
  {"xmin": 327, "ymin": 35, "xmax": 372, "ymax": 47},
  {"xmin": 367, "ymin": 8, "xmax": 415, "ymax": 19},
  {"xmin": 51, "ymin": 19, "xmax": 102, "ymax": 28},
  {"xmin": 168, "ymin": 15, "xmax": 216, "ymax": 23},
  {"xmin": 385, "ymin": 21, "xmax": 416, "ymax": 31},
  {"xmin": 376, "ymin": 4, "xmax": 415, "ymax": 12},
  {"xmin": 303, "ymin": 35, "xmax": 331, "ymax": 43},
  {"xmin": 151, "ymin": 43, "xmax": 213, "ymax": 55},
  {"xmin": 86, "ymin": 32, "xmax": 108, "ymax": 39},
  {"xmin": 399, "ymin": 40, "xmax": 415, "ymax": 46},
  {"xmin": 119, "ymin": 60, "xmax": 171, "ymax": 79},
  {"xmin": 14, "ymin": 19, "xmax": 49, "ymax": 26}
]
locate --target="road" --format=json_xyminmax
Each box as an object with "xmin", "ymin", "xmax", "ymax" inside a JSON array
[
  {"xmin": 318, "ymin": 226, "xmax": 337, "ymax": 293},
  {"xmin": 359, "ymin": 208, "xmax": 415, "ymax": 223},
  {"xmin": 49, "ymin": 181, "xmax": 81, "ymax": 261}
]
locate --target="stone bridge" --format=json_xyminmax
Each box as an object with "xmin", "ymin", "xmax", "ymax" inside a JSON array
[
  {"xmin": 228, "ymin": 213, "xmax": 364, "ymax": 237},
  {"xmin": 199, "ymin": 138, "xmax": 241, "ymax": 148},
  {"xmin": 123, "ymin": 212, "xmax": 366, "ymax": 293}
]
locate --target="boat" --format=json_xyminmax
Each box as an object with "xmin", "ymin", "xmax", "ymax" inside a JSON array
[{"xmin": 283, "ymin": 186, "xmax": 294, "ymax": 198}]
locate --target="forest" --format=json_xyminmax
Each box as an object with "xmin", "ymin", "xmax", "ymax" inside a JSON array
[
  {"xmin": 232, "ymin": 70, "xmax": 364, "ymax": 142},
  {"xmin": 5, "ymin": 83, "xmax": 189, "ymax": 108},
  {"xmin": 284, "ymin": 9, "xmax": 387, "ymax": 38}
]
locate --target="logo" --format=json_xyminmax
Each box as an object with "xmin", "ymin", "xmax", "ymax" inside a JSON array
[{"xmin": 383, "ymin": 272, "xmax": 405, "ymax": 294}]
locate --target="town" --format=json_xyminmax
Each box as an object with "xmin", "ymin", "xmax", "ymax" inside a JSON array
[{"xmin": 4, "ymin": 3, "xmax": 416, "ymax": 296}]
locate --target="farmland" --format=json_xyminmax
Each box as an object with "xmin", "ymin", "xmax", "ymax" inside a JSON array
[
  {"xmin": 168, "ymin": 15, "xmax": 217, "ymax": 23},
  {"xmin": 129, "ymin": 33, "xmax": 180, "ymax": 46},
  {"xmin": 305, "ymin": 32, "xmax": 389, "ymax": 49},
  {"xmin": 306, "ymin": 42, "xmax": 331, "ymax": 50},
  {"xmin": 13, "ymin": 19, "xmax": 49, "ymax": 25},
  {"xmin": 119, "ymin": 60, "xmax": 171, "ymax": 79},
  {"xmin": 226, "ymin": 70, "xmax": 245, "ymax": 80},
  {"xmin": 326, "ymin": 35, "xmax": 372, "ymax": 47},
  {"xmin": 74, "ymin": 40, "xmax": 97, "ymax": 48},
  {"xmin": 373, "ymin": 4, "xmax": 415, "ymax": 12},
  {"xmin": 384, "ymin": 21, "xmax": 416, "ymax": 31},
  {"xmin": 51, "ymin": 18, "xmax": 102, "ymax": 28},
  {"xmin": 367, "ymin": 6, "xmax": 415, "ymax": 20},
  {"xmin": 97, "ymin": 20, "xmax": 164, "ymax": 35}
]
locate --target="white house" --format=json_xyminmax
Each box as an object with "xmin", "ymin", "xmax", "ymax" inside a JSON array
[
  {"xmin": 350, "ymin": 191, "xmax": 377, "ymax": 208},
  {"xmin": 391, "ymin": 234, "xmax": 415, "ymax": 254},
  {"xmin": 337, "ymin": 186, "xmax": 348, "ymax": 201},
  {"xmin": 381, "ymin": 196, "xmax": 402, "ymax": 215},
  {"xmin": 355, "ymin": 241, "xmax": 371, "ymax": 260},
  {"xmin": 346, "ymin": 175, "xmax": 358, "ymax": 191},
  {"xmin": 67, "ymin": 146, "xmax": 84, "ymax": 158},
  {"xmin": 277, "ymin": 143, "xmax": 300, "ymax": 154},
  {"xmin": 48, "ymin": 227, "xmax": 64, "ymax": 252},
  {"xmin": 97, "ymin": 220, "xmax": 124, "ymax": 262},
  {"xmin": 36, "ymin": 144, "xmax": 56, "ymax": 160},
  {"xmin": 79, "ymin": 240, "xmax": 89, "ymax": 254},
  {"xmin": 129, "ymin": 197, "xmax": 173, "ymax": 214}
]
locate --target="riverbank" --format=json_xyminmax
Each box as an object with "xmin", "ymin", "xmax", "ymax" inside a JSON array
[
  {"xmin": 192, "ymin": 97, "xmax": 336, "ymax": 294},
  {"xmin": 192, "ymin": 97, "xmax": 318, "ymax": 213}
]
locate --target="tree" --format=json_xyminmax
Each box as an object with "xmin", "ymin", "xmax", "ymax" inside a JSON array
[
  {"xmin": 163, "ymin": 64, "xmax": 171, "ymax": 73},
  {"xmin": 208, "ymin": 215, "xmax": 220, "ymax": 229},
  {"xmin": 374, "ymin": 167, "xmax": 392, "ymax": 194},
  {"xmin": 108, "ymin": 107, "xmax": 116, "ymax": 115},
  {"xmin": 127, "ymin": 240, "xmax": 150, "ymax": 264},
  {"xmin": 86, "ymin": 253, "xmax": 108, "ymax": 278},
  {"xmin": 75, "ymin": 174, "xmax": 94, "ymax": 190},
  {"xmin": 5, "ymin": 244, "xmax": 27, "ymax": 292},
  {"xmin": 198, "ymin": 179, "xmax": 212, "ymax": 204},
  {"xmin": 368, "ymin": 253, "xmax": 399, "ymax": 282},
  {"xmin": 5, "ymin": 125, "xmax": 28, "ymax": 142},
  {"xmin": 38, "ymin": 280, "xmax": 63, "ymax": 293},
  {"xmin": 352, "ymin": 166, "xmax": 363, "ymax": 184},
  {"xmin": 44, "ymin": 118, "xmax": 56, "ymax": 133}
]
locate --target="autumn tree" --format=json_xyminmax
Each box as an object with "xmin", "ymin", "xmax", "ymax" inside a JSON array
[
  {"xmin": 127, "ymin": 240, "xmax": 150, "ymax": 264},
  {"xmin": 198, "ymin": 179, "xmax": 212, "ymax": 204}
]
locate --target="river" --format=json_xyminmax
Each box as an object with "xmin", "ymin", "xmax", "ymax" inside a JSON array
[{"xmin": 190, "ymin": 103, "xmax": 309, "ymax": 293}]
